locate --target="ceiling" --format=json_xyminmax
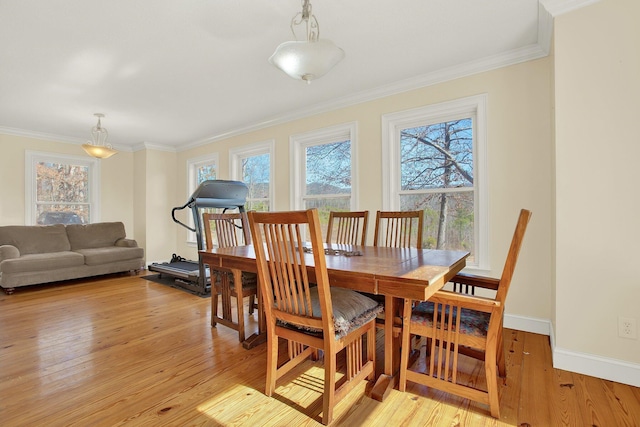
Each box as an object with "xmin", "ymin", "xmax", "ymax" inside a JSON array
[{"xmin": 0, "ymin": 0, "xmax": 561, "ymax": 152}]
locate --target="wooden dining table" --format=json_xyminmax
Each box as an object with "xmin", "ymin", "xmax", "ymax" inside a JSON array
[{"xmin": 199, "ymin": 243, "xmax": 469, "ymax": 401}]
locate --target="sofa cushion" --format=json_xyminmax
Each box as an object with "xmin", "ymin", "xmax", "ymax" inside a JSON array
[
  {"xmin": 0, "ymin": 245, "xmax": 20, "ymax": 261},
  {"xmin": 75, "ymin": 247, "xmax": 145, "ymax": 266},
  {"xmin": 1, "ymin": 251, "xmax": 85, "ymax": 274},
  {"xmin": 66, "ymin": 222, "xmax": 126, "ymax": 250},
  {"xmin": 0, "ymin": 224, "xmax": 71, "ymax": 255}
]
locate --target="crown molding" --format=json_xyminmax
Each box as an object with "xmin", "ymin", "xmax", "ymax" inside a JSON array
[
  {"xmin": 131, "ymin": 142, "xmax": 177, "ymax": 153},
  {"xmin": 0, "ymin": 126, "xmax": 135, "ymax": 152},
  {"xmin": 0, "ymin": 126, "xmax": 173, "ymax": 154},
  {"xmin": 540, "ymin": 0, "xmax": 601, "ymax": 17},
  {"xmin": 0, "ymin": 126, "xmax": 84, "ymax": 145},
  {"xmin": 538, "ymin": 2, "xmax": 554, "ymax": 55}
]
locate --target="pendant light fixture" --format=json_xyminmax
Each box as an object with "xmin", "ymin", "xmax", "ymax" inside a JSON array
[
  {"xmin": 81, "ymin": 113, "xmax": 117, "ymax": 159},
  {"xmin": 269, "ymin": 0, "xmax": 345, "ymax": 84}
]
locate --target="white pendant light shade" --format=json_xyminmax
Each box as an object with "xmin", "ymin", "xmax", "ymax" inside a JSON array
[
  {"xmin": 270, "ymin": 39, "xmax": 345, "ymax": 83},
  {"xmin": 270, "ymin": 0, "xmax": 344, "ymax": 83}
]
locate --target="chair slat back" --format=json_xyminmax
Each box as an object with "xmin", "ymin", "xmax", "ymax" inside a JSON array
[
  {"xmin": 326, "ymin": 211, "xmax": 369, "ymax": 246},
  {"xmin": 373, "ymin": 210, "xmax": 424, "ymax": 248},
  {"xmin": 248, "ymin": 209, "xmax": 333, "ymax": 334},
  {"xmin": 203, "ymin": 212, "xmax": 251, "ymax": 250},
  {"xmin": 495, "ymin": 209, "xmax": 532, "ymax": 303}
]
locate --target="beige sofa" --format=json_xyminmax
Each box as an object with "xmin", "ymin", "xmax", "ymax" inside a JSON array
[{"xmin": 0, "ymin": 222, "xmax": 144, "ymax": 294}]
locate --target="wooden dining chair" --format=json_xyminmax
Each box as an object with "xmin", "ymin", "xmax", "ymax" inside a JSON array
[
  {"xmin": 371, "ymin": 210, "xmax": 424, "ymax": 341},
  {"xmin": 247, "ymin": 209, "xmax": 382, "ymax": 425},
  {"xmin": 326, "ymin": 210, "xmax": 369, "ymax": 246},
  {"xmin": 373, "ymin": 210, "xmax": 424, "ymax": 249},
  {"xmin": 398, "ymin": 209, "xmax": 532, "ymax": 418},
  {"xmin": 202, "ymin": 212, "xmax": 257, "ymax": 343}
]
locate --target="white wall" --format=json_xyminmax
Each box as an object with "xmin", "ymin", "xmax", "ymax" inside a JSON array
[
  {"xmin": 553, "ymin": 0, "xmax": 640, "ymax": 381},
  {"xmin": 132, "ymin": 147, "xmax": 178, "ymax": 264}
]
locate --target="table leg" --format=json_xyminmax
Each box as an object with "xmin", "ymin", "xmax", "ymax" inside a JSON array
[
  {"xmin": 233, "ymin": 269, "xmax": 245, "ymax": 343},
  {"xmin": 242, "ymin": 270, "xmax": 267, "ymax": 350},
  {"xmin": 371, "ymin": 294, "xmax": 398, "ymax": 401}
]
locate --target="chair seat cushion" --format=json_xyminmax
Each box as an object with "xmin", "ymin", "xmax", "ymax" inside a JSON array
[
  {"xmin": 279, "ymin": 287, "xmax": 383, "ymax": 339},
  {"xmin": 213, "ymin": 270, "xmax": 257, "ymax": 286},
  {"xmin": 411, "ymin": 301, "xmax": 490, "ymax": 338},
  {"xmin": 212, "ymin": 270, "xmax": 258, "ymax": 293}
]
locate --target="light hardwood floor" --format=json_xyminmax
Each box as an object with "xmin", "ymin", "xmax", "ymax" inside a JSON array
[{"xmin": 1, "ymin": 273, "xmax": 639, "ymax": 426}]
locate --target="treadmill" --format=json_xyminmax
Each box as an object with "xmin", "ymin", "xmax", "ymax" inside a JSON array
[{"xmin": 148, "ymin": 179, "xmax": 248, "ymax": 296}]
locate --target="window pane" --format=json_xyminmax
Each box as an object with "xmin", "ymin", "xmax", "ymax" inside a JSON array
[
  {"xmin": 197, "ymin": 164, "xmax": 216, "ymax": 184},
  {"xmin": 36, "ymin": 162, "xmax": 89, "ymax": 203},
  {"xmin": 242, "ymin": 154, "xmax": 270, "ymax": 201},
  {"xmin": 304, "ymin": 197, "xmax": 350, "ymax": 238},
  {"xmin": 400, "ymin": 191, "xmax": 475, "ymax": 262},
  {"xmin": 400, "ymin": 119, "xmax": 473, "ymax": 190},
  {"xmin": 246, "ymin": 200, "xmax": 269, "ymax": 212},
  {"xmin": 306, "ymin": 140, "xmax": 351, "ymax": 195},
  {"xmin": 35, "ymin": 161, "xmax": 91, "ymax": 224},
  {"xmin": 36, "ymin": 204, "xmax": 89, "ymax": 225}
]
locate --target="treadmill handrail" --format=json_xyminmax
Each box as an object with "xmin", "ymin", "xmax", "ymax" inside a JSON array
[{"xmin": 172, "ymin": 199, "xmax": 196, "ymax": 232}]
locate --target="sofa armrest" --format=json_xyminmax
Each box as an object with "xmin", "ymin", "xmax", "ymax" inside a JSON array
[
  {"xmin": 115, "ymin": 238, "xmax": 138, "ymax": 248},
  {"xmin": 0, "ymin": 245, "xmax": 20, "ymax": 263}
]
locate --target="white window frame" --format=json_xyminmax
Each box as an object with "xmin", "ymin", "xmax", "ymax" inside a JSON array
[
  {"xmin": 229, "ymin": 140, "xmax": 275, "ymax": 211},
  {"xmin": 290, "ymin": 122, "xmax": 359, "ymax": 210},
  {"xmin": 186, "ymin": 152, "xmax": 218, "ymax": 244},
  {"xmin": 381, "ymin": 94, "xmax": 488, "ymax": 270},
  {"xmin": 25, "ymin": 150, "xmax": 100, "ymax": 225}
]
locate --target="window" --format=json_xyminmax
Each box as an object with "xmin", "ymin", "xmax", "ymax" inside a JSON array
[
  {"xmin": 25, "ymin": 151, "xmax": 100, "ymax": 225},
  {"xmin": 291, "ymin": 123, "xmax": 358, "ymax": 234},
  {"xmin": 186, "ymin": 153, "xmax": 218, "ymax": 243},
  {"xmin": 382, "ymin": 95, "xmax": 488, "ymax": 268},
  {"xmin": 230, "ymin": 141, "xmax": 274, "ymax": 212}
]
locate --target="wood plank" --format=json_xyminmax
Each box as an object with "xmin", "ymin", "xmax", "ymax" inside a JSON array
[
  {"xmin": 517, "ymin": 331, "xmax": 553, "ymax": 425},
  {"xmin": 549, "ymin": 368, "xmax": 586, "ymax": 425},
  {"xmin": 498, "ymin": 328, "xmax": 524, "ymax": 424},
  {"xmin": 603, "ymin": 379, "xmax": 640, "ymax": 426}
]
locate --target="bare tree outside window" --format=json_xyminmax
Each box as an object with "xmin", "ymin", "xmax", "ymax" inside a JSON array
[
  {"xmin": 400, "ymin": 118, "xmax": 474, "ymax": 256},
  {"xmin": 303, "ymin": 140, "xmax": 351, "ymax": 232},
  {"xmin": 36, "ymin": 161, "xmax": 90, "ymax": 224},
  {"xmin": 242, "ymin": 153, "xmax": 270, "ymax": 211}
]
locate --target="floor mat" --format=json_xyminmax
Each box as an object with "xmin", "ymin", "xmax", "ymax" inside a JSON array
[{"xmin": 141, "ymin": 274, "xmax": 209, "ymax": 298}]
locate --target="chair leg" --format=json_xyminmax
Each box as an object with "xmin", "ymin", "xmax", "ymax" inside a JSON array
[
  {"xmin": 265, "ymin": 328, "xmax": 278, "ymax": 397},
  {"xmin": 233, "ymin": 271, "xmax": 245, "ymax": 342},
  {"xmin": 368, "ymin": 325, "xmax": 376, "ymax": 381},
  {"xmin": 248, "ymin": 294, "xmax": 255, "ymax": 315},
  {"xmin": 398, "ymin": 298, "xmax": 413, "ymax": 392},
  {"xmin": 497, "ymin": 329, "xmax": 507, "ymax": 381},
  {"xmin": 211, "ymin": 291, "xmax": 219, "ymax": 327},
  {"xmin": 322, "ymin": 346, "xmax": 337, "ymax": 425},
  {"xmin": 485, "ymin": 343, "xmax": 501, "ymax": 418}
]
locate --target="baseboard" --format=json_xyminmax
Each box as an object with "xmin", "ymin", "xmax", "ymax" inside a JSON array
[
  {"xmin": 504, "ymin": 313, "xmax": 551, "ymax": 335},
  {"xmin": 504, "ymin": 313, "xmax": 640, "ymax": 388},
  {"xmin": 552, "ymin": 347, "xmax": 640, "ymax": 388}
]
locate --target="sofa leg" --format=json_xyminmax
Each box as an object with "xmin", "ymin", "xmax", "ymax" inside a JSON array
[{"xmin": 2, "ymin": 287, "xmax": 15, "ymax": 295}]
